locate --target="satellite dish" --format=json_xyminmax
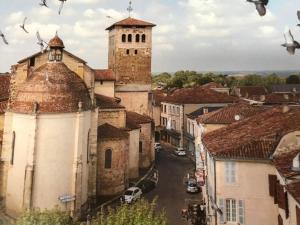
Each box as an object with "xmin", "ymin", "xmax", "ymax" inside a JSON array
[{"xmin": 234, "ymin": 115, "xmax": 241, "ymax": 121}]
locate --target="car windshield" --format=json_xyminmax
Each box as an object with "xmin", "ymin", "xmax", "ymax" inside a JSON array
[
  {"xmin": 124, "ymin": 190, "xmax": 133, "ymax": 195},
  {"xmin": 188, "ymin": 183, "xmax": 197, "ymax": 187}
]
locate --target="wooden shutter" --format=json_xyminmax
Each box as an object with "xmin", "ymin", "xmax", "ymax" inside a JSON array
[
  {"xmin": 268, "ymin": 174, "xmax": 277, "ymax": 197},
  {"xmin": 219, "ymin": 198, "xmax": 225, "ymax": 224},
  {"xmin": 238, "ymin": 200, "xmax": 245, "ymax": 225},
  {"xmin": 284, "ymin": 192, "xmax": 289, "ymax": 219},
  {"xmin": 278, "ymin": 214, "xmax": 283, "ymax": 225},
  {"xmin": 274, "ymin": 180, "xmax": 279, "ymax": 204},
  {"xmin": 277, "ymin": 184, "xmax": 285, "ymax": 210}
]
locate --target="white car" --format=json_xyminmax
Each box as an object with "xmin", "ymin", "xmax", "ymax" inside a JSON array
[
  {"xmin": 186, "ymin": 179, "xmax": 200, "ymax": 193},
  {"xmin": 123, "ymin": 187, "xmax": 142, "ymax": 204},
  {"xmin": 174, "ymin": 147, "xmax": 186, "ymax": 156}
]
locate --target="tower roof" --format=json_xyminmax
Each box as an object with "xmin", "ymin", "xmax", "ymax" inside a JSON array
[
  {"xmin": 48, "ymin": 33, "xmax": 65, "ymax": 48},
  {"xmin": 106, "ymin": 17, "xmax": 156, "ymax": 30},
  {"xmin": 10, "ymin": 62, "xmax": 92, "ymax": 114}
]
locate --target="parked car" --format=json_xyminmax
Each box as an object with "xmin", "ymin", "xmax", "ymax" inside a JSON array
[
  {"xmin": 174, "ymin": 147, "xmax": 186, "ymax": 156},
  {"xmin": 123, "ymin": 187, "xmax": 142, "ymax": 203},
  {"xmin": 137, "ymin": 179, "xmax": 156, "ymax": 194},
  {"xmin": 186, "ymin": 179, "xmax": 200, "ymax": 193},
  {"xmin": 154, "ymin": 142, "xmax": 162, "ymax": 152}
]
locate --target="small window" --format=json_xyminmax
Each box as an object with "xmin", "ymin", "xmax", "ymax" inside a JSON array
[
  {"xmin": 136, "ymin": 34, "xmax": 140, "ymax": 42},
  {"xmin": 225, "ymin": 161, "xmax": 236, "ymax": 184},
  {"xmin": 104, "ymin": 149, "xmax": 112, "ymax": 169},
  {"xmin": 10, "ymin": 131, "xmax": 16, "ymax": 165},
  {"xmin": 226, "ymin": 199, "xmax": 237, "ymax": 222},
  {"xmin": 142, "ymin": 34, "xmax": 146, "ymax": 42},
  {"xmin": 135, "ymin": 50, "xmax": 138, "ymax": 55},
  {"xmin": 126, "ymin": 49, "xmax": 130, "ymax": 55},
  {"xmin": 29, "ymin": 57, "xmax": 35, "ymax": 67},
  {"xmin": 122, "ymin": 34, "xmax": 126, "ymax": 42},
  {"xmin": 128, "ymin": 34, "xmax": 132, "ymax": 42},
  {"xmin": 139, "ymin": 141, "xmax": 143, "ymax": 153}
]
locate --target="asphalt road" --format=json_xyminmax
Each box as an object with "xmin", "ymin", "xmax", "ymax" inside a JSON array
[{"xmin": 145, "ymin": 145, "xmax": 202, "ymax": 225}]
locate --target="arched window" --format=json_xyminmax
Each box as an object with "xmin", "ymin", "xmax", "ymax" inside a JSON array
[
  {"xmin": 142, "ymin": 34, "xmax": 146, "ymax": 43},
  {"xmin": 126, "ymin": 49, "xmax": 130, "ymax": 55},
  {"xmin": 136, "ymin": 34, "xmax": 140, "ymax": 42},
  {"xmin": 104, "ymin": 149, "xmax": 112, "ymax": 169},
  {"xmin": 122, "ymin": 34, "xmax": 126, "ymax": 43},
  {"xmin": 128, "ymin": 34, "xmax": 132, "ymax": 42},
  {"xmin": 135, "ymin": 49, "xmax": 138, "ymax": 55},
  {"xmin": 11, "ymin": 131, "xmax": 16, "ymax": 165}
]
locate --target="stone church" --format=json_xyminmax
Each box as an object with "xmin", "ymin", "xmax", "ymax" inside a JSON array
[{"xmin": 0, "ymin": 16, "xmax": 156, "ymax": 218}]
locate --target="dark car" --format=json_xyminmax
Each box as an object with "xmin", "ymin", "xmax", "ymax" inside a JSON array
[{"xmin": 137, "ymin": 179, "xmax": 156, "ymax": 194}]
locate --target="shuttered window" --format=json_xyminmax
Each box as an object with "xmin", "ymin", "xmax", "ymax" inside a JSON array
[
  {"xmin": 238, "ymin": 200, "xmax": 245, "ymax": 225},
  {"xmin": 218, "ymin": 198, "xmax": 225, "ymax": 224}
]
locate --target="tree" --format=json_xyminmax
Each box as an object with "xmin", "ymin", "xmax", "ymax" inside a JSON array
[
  {"xmin": 91, "ymin": 199, "xmax": 167, "ymax": 225},
  {"xmin": 286, "ymin": 75, "xmax": 300, "ymax": 84},
  {"xmin": 16, "ymin": 209, "xmax": 74, "ymax": 225}
]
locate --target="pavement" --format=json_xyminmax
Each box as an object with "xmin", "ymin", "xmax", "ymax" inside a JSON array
[{"xmin": 145, "ymin": 144, "xmax": 202, "ymax": 225}]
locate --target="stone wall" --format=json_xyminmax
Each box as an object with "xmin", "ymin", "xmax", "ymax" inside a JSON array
[
  {"xmin": 139, "ymin": 123, "xmax": 153, "ymax": 169},
  {"xmin": 98, "ymin": 109, "xmax": 126, "ymax": 128},
  {"xmin": 97, "ymin": 138, "xmax": 129, "ymax": 196},
  {"xmin": 128, "ymin": 129, "xmax": 140, "ymax": 179}
]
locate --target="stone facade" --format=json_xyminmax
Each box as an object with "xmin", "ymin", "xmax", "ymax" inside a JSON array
[
  {"xmin": 97, "ymin": 137, "xmax": 129, "ymax": 196},
  {"xmin": 139, "ymin": 122, "xmax": 154, "ymax": 169}
]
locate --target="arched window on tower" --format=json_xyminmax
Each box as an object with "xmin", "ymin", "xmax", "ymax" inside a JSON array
[
  {"xmin": 104, "ymin": 149, "xmax": 112, "ymax": 169},
  {"xmin": 142, "ymin": 34, "xmax": 146, "ymax": 43},
  {"xmin": 122, "ymin": 34, "xmax": 126, "ymax": 43},
  {"xmin": 128, "ymin": 34, "xmax": 132, "ymax": 42},
  {"xmin": 136, "ymin": 34, "xmax": 140, "ymax": 42}
]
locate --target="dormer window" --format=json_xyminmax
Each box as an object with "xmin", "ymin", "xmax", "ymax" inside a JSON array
[{"xmin": 49, "ymin": 48, "xmax": 63, "ymax": 62}]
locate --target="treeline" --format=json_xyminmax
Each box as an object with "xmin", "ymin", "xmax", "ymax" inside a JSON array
[{"xmin": 152, "ymin": 71, "xmax": 300, "ymax": 89}]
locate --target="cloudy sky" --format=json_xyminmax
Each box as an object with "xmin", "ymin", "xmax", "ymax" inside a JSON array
[{"xmin": 0, "ymin": 0, "xmax": 300, "ymax": 73}]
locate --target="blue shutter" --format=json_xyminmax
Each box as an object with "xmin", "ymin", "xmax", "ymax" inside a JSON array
[{"xmin": 238, "ymin": 200, "xmax": 245, "ymax": 225}]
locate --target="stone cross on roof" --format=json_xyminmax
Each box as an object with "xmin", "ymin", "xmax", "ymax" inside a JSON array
[{"xmin": 127, "ymin": 1, "xmax": 133, "ymax": 17}]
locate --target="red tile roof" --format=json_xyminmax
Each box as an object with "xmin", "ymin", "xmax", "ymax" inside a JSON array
[
  {"xmin": 106, "ymin": 17, "xmax": 156, "ymax": 30},
  {"xmin": 201, "ymin": 82, "xmax": 224, "ymax": 89},
  {"xmin": 264, "ymin": 93, "xmax": 300, "ymax": 105},
  {"xmin": 94, "ymin": 69, "xmax": 116, "ymax": 81},
  {"xmin": 48, "ymin": 34, "xmax": 64, "ymax": 48},
  {"xmin": 0, "ymin": 74, "xmax": 11, "ymax": 100},
  {"xmin": 10, "ymin": 63, "xmax": 92, "ymax": 114},
  {"xmin": 197, "ymin": 103, "xmax": 265, "ymax": 124},
  {"xmin": 95, "ymin": 94, "xmax": 125, "ymax": 109},
  {"xmin": 232, "ymin": 86, "xmax": 268, "ymax": 99},
  {"xmin": 203, "ymin": 107, "xmax": 300, "ymax": 160},
  {"xmin": 163, "ymin": 87, "xmax": 238, "ymax": 104},
  {"xmin": 98, "ymin": 123, "xmax": 128, "ymax": 140},
  {"xmin": 273, "ymin": 149, "xmax": 300, "ymax": 178},
  {"xmin": 126, "ymin": 114, "xmax": 141, "ymax": 131},
  {"xmin": 0, "ymin": 100, "xmax": 8, "ymax": 114},
  {"xmin": 126, "ymin": 111, "xmax": 152, "ymax": 124},
  {"xmin": 286, "ymin": 180, "xmax": 300, "ymax": 205}
]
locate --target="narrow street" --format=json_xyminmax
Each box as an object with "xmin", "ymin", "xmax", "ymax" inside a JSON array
[{"xmin": 145, "ymin": 144, "xmax": 202, "ymax": 225}]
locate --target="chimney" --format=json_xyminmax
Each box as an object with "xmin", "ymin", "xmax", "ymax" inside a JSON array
[
  {"xmin": 203, "ymin": 108, "xmax": 208, "ymax": 114},
  {"xmin": 282, "ymin": 105, "xmax": 290, "ymax": 113},
  {"xmin": 283, "ymin": 94, "xmax": 289, "ymax": 100}
]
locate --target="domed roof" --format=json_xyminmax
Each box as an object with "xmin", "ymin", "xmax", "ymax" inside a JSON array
[
  {"xmin": 10, "ymin": 62, "xmax": 92, "ymax": 114},
  {"xmin": 48, "ymin": 34, "xmax": 65, "ymax": 48}
]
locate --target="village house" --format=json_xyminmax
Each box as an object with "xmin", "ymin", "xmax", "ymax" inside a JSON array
[
  {"xmin": 270, "ymin": 84, "xmax": 300, "ymax": 94},
  {"xmin": 202, "ymin": 106, "xmax": 300, "ymax": 225},
  {"xmin": 160, "ymin": 86, "xmax": 237, "ymax": 148},
  {"xmin": 94, "ymin": 69, "xmax": 116, "ymax": 98},
  {"xmin": 231, "ymin": 85, "xmax": 268, "ymax": 100}
]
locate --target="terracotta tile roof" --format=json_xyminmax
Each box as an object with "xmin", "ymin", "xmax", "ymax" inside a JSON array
[
  {"xmin": 264, "ymin": 93, "xmax": 300, "ymax": 105},
  {"xmin": 48, "ymin": 34, "xmax": 64, "ymax": 48},
  {"xmin": 0, "ymin": 74, "xmax": 11, "ymax": 100},
  {"xmin": 273, "ymin": 149, "xmax": 300, "ymax": 178},
  {"xmin": 232, "ymin": 86, "xmax": 268, "ymax": 99},
  {"xmin": 106, "ymin": 17, "xmax": 156, "ymax": 30},
  {"xmin": 126, "ymin": 115, "xmax": 141, "ymax": 131},
  {"xmin": 152, "ymin": 90, "xmax": 167, "ymax": 106},
  {"xmin": 203, "ymin": 107, "xmax": 300, "ymax": 160},
  {"xmin": 95, "ymin": 94, "xmax": 125, "ymax": 109},
  {"xmin": 187, "ymin": 106, "xmax": 222, "ymax": 120},
  {"xmin": 94, "ymin": 69, "xmax": 116, "ymax": 81},
  {"xmin": 163, "ymin": 87, "xmax": 238, "ymax": 104},
  {"xmin": 98, "ymin": 123, "xmax": 129, "ymax": 140},
  {"xmin": 271, "ymin": 84, "xmax": 300, "ymax": 93},
  {"xmin": 10, "ymin": 62, "xmax": 92, "ymax": 114},
  {"xmin": 197, "ymin": 103, "xmax": 265, "ymax": 124},
  {"xmin": 201, "ymin": 82, "xmax": 224, "ymax": 89},
  {"xmin": 0, "ymin": 100, "xmax": 8, "ymax": 114},
  {"xmin": 286, "ymin": 180, "xmax": 300, "ymax": 205},
  {"xmin": 126, "ymin": 111, "xmax": 152, "ymax": 124}
]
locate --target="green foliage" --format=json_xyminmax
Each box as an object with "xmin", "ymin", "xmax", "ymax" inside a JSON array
[
  {"xmin": 91, "ymin": 199, "xmax": 167, "ymax": 225},
  {"xmin": 286, "ymin": 75, "xmax": 300, "ymax": 84},
  {"xmin": 152, "ymin": 72, "xmax": 172, "ymax": 85},
  {"xmin": 16, "ymin": 209, "xmax": 74, "ymax": 225}
]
